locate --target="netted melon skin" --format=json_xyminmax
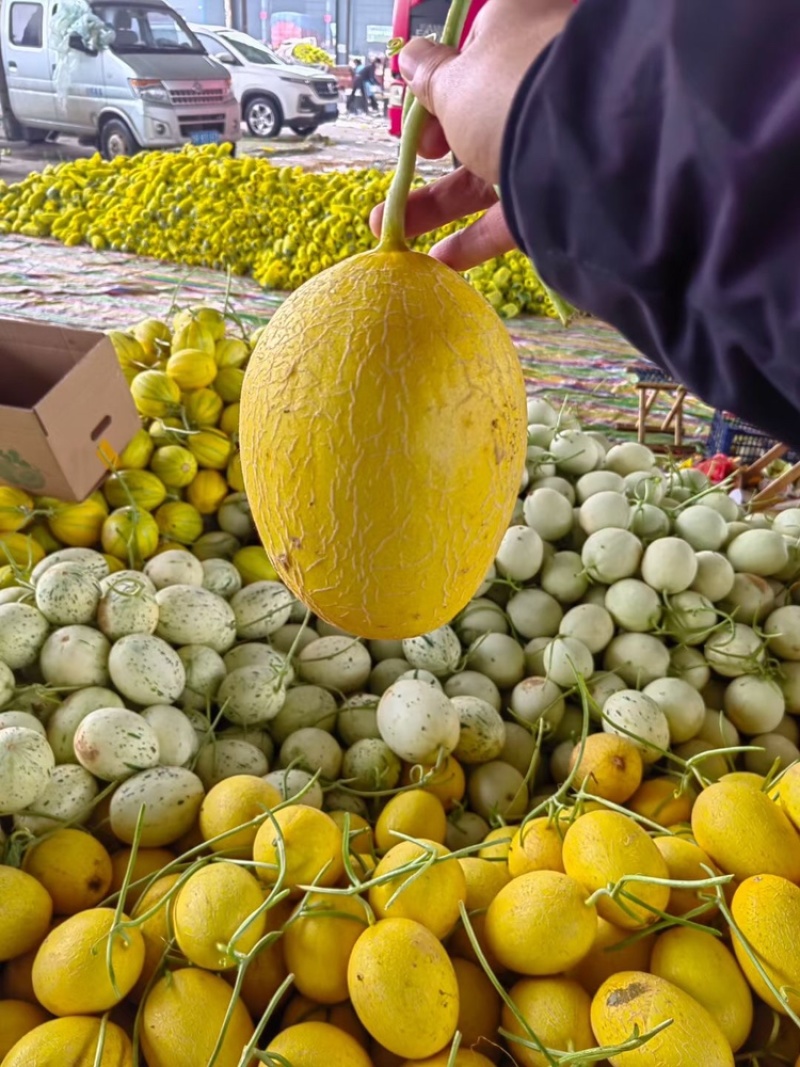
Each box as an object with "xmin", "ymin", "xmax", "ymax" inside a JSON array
[{"xmin": 240, "ymin": 249, "xmax": 527, "ymax": 639}]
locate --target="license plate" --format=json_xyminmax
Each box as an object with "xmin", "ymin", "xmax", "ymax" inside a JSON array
[
  {"xmin": 324, "ymin": 103, "xmax": 338, "ymax": 115},
  {"xmin": 190, "ymin": 130, "xmax": 220, "ymax": 145}
]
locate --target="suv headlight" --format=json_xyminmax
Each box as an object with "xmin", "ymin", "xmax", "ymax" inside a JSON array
[
  {"xmin": 279, "ymin": 75, "xmax": 311, "ymax": 86},
  {"xmin": 129, "ymin": 79, "xmax": 170, "ymax": 103}
]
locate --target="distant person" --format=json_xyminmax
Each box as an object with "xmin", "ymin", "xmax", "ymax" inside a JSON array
[{"xmin": 348, "ymin": 57, "xmax": 378, "ymax": 114}]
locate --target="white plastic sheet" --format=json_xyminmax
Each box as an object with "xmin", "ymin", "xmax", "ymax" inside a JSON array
[{"xmin": 50, "ymin": 0, "xmax": 115, "ymax": 108}]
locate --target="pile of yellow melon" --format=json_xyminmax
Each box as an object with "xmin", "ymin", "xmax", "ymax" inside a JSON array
[
  {"xmin": 0, "ymin": 145, "xmax": 558, "ymax": 319},
  {"xmin": 0, "ymin": 305, "xmax": 273, "ymax": 589}
]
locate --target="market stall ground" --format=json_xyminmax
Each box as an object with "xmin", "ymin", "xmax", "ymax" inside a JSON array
[{"xmin": 0, "ymin": 231, "xmax": 714, "ymax": 450}]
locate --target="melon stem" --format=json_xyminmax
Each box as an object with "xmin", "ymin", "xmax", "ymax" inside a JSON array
[{"xmin": 378, "ymin": 0, "xmax": 473, "ymax": 252}]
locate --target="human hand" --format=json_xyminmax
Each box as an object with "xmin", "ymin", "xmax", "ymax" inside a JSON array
[{"xmin": 370, "ymin": 0, "xmax": 572, "ymax": 270}]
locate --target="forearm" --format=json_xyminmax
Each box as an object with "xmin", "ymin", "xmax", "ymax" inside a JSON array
[{"xmin": 500, "ymin": 0, "xmax": 800, "ymax": 447}]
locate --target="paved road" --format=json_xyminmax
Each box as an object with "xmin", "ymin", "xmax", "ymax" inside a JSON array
[{"xmin": 0, "ymin": 111, "xmax": 450, "ymax": 184}]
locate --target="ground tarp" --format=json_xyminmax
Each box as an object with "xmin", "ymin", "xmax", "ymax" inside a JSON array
[{"xmin": 0, "ymin": 233, "xmax": 713, "ymax": 447}]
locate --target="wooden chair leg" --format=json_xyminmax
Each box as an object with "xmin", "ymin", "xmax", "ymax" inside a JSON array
[
  {"xmin": 749, "ymin": 460, "xmax": 800, "ymax": 507},
  {"xmin": 637, "ymin": 388, "xmax": 647, "ymax": 444},
  {"xmin": 738, "ymin": 443, "xmax": 789, "ymax": 487}
]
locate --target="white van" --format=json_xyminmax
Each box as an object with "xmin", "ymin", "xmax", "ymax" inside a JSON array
[
  {"xmin": 2, "ymin": 0, "xmax": 241, "ymax": 158},
  {"xmin": 189, "ymin": 25, "xmax": 339, "ymax": 139}
]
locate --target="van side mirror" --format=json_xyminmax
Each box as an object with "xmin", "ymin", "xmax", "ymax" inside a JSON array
[
  {"xmin": 68, "ymin": 32, "xmax": 97, "ymax": 54},
  {"xmin": 213, "ymin": 50, "xmax": 237, "ymax": 65}
]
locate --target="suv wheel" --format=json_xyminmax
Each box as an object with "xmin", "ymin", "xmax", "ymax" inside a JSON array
[
  {"xmin": 244, "ymin": 95, "xmax": 282, "ymax": 138},
  {"xmin": 100, "ymin": 119, "xmax": 139, "ymax": 160}
]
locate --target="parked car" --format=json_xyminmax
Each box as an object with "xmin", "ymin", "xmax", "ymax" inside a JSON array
[
  {"xmin": 1, "ymin": 0, "xmax": 240, "ymax": 158},
  {"xmin": 189, "ymin": 25, "xmax": 340, "ymax": 138}
]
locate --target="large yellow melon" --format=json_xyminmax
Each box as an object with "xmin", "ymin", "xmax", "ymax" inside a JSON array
[{"xmin": 239, "ymin": 247, "xmax": 527, "ymax": 639}]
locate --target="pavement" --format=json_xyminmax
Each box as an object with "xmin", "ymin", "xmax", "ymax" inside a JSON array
[{"xmin": 0, "ymin": 110, "xmax": 451, "ymax": 184}]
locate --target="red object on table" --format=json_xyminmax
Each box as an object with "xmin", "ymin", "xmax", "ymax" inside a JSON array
[{"xmin": 694, "ymin": 453, "xmax": 739, "ymax": 483}]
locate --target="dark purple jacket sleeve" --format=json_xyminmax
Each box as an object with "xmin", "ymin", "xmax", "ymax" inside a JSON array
[{"xmin": 500, "ymin": 0, "xmax": 800, "ymax": 448}]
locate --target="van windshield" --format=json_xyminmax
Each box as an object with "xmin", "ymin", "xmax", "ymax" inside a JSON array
[{"xmin": 92, "ymin": 4, "xmax": 204, "ymax": 53}]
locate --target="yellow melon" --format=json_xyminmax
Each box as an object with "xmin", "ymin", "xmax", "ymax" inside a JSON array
[
  {"xmin": 213, "ymin": 367, "xmax": 244, "ymax": 403},
  {"xmin": 132, "ymin": 317, "xmax": 172, "ymax": 363},
  {"xmin": 166, "ymin": 349, "xmax": 218, "ymax": 391},
  {"xmin": 155, "ymin": 501, "xmax": 204, "ymax": 545},
  {"xmin": 183, "ymin": 388, "xmax": 224, "ymax": 428},
  {"xmin": 186, "ymin": 429, "xmax": 233, "ymax": 470},
  {"xmin": 233, "ymin": 545, "xmax": 277, "ymax": 583},
  {"xmin": 107, "ymin": 330, "xmax": 148, "ymax": 369},
  {"xmin": 226, "ymin": 453, "xmax": 244, "ymax": 492},
  {"xmin": 130, "ymin": 370, "xmax": 181, "ymax": 418},
  {"xmin": 103, "ymin": 470, "xmax": 167, "ymax": 511},
  {"xmin": 186, "ymin": 470, "xmax": 229, "ymax": 515},
  {"xmin": 117, "ymin": 429, "xmax": 155, "ymax": 470},
  {"xmin": 101, "ymin": 507, "xmax": 160, "ymax": 564},
  {"xmin": 28, "ymin": 521, "xmax": 61, "ymax": 555},
  {"xmin": 149, "ymin": 445, "xmax": 198, "ymax": 489},
  {"xmin": 240, "ymin": 249, "xmax": 526, "ymax": 639},
  {"xmin": 219, "ymin": 402, "xmax": 240, "ymax": 437},
  {"xmin": 214, "ymin": 338, "xmax": 250, "ymax": 368},
  {"xmin": 173, "ymin": 308, "xmax": 225, "ymax": 347},
  {"xmin": 0, "ymin": 487, "xmax": 34, "ymax": 533},
  {"xmin": 47, "ymin": 497, "xmax": 107, "ymax": 548}
]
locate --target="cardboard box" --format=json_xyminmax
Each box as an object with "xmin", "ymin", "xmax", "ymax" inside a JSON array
[{"xmin": 0, "ymin": 320, "xmax": 140, "ymax": 501}]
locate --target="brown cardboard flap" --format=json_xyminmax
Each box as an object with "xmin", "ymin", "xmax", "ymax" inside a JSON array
[
  {"xmin": 0, "ymin": 324, "xmax": 99, "ymax": 407},
  {"xmin": 0, "ymin": 415, "xmax": 74, "ymax": 497},
  {"xmin": 34, "ymin": 339, "xmax": 140, "ymax": 499},
  {"xmin": 0, "ymin": 322, "xmax": 140, "ymax": 501}
]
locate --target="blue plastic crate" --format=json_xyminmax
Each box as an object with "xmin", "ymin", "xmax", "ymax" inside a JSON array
[
  {"xmin": 633, "ymin": 362, "xmax": 673, "ymax": 384},
  {"xmin": 706, "ymin": 410, "xmax": 798, "ymax": 465}
]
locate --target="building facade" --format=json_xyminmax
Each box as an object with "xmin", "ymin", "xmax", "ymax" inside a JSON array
[{"xmin": 171, "ymin": 0, "xmax": 395, "ymax": 61}]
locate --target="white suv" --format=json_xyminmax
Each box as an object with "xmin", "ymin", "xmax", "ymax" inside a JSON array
[{"xmin": 189, "ymin": 25, "xmax": 339, "ymax": 138}]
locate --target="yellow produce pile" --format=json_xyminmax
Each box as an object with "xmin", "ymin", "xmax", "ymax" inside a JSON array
[
  {"xmin": 0, "ymin": 144, "xmax": 558, "ymax": 319},
  {"xmin": 4, "ymin": 309, "xmax": 800, "ymax": 1064},
  {"xmin": 290, "ymin": 41, "xmax": 336, "ymax": 66}
]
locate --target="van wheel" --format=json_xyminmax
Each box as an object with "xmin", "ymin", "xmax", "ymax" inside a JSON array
[
  {"xmin": 100, "ymin": 119, "xmax": 139, "ymax": 161},
  {"xmin": 244, "ymin": 95, "xmax": 282, "ymax": 138},
  {"xmin": 288, "ymin": 123, "xmax": 318, "ymax": 138}
]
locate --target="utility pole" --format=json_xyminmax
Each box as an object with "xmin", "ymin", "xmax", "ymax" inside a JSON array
[
  {"xmin": 0, "ymin": 15, "xmax": 23, "ymax": 140},
  {"xmin": 334, "ymin": 0, "xmax": 346, "ymax": 63}
]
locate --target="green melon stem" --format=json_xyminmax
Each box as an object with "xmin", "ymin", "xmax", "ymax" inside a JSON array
[{"xmin": 378, "ymin": 0, "xmax": 472, "ymax": 251}]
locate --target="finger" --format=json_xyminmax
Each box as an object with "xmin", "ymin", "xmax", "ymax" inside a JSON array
[
  {"xmin": 429, "ymin": 202, "xmax": 517, "ymax": 272},
  {"xmin": 417, "ymin": 113, "xmax": 450, "ymax": 160},
  {"xmin": 399, "ymin": 37, "xmax": 460, "ymax": 122},
  {"xmin": 369, "ymin": 167, "xmax": 497, "ymax": 240}
]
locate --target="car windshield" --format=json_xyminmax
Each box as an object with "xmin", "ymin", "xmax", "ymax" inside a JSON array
[
  {"xmin": 218, "ymin": 32, "xmax": 285, "ymax": 65},
  {"xmin": 92, "ymin": 4, "xmax": 204, "ymax": 53}
]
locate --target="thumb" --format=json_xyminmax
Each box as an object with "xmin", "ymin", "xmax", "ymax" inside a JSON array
[{"xmin": 398, "ymin": 36, "xmax": 459, "ymax": 117}]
